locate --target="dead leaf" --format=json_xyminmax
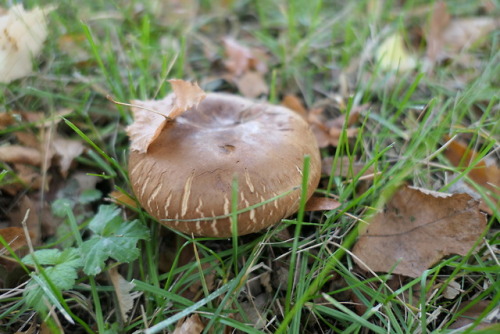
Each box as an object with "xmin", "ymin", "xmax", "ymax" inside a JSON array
[
  {"xmin": 126, "ymin": 79, "xmax": 206, "ymax": 153},
  {"xmin": 444, "ymin": 137, "xmax": 500, "ymax": 214},
  {"xmin": 153, "ymin": 0, "xmax": 198, "ymax": 27},
  {"xmin": 442, "ymin": 17, "xmax": 498, "ymax": 52},
  {"xmin": 0, "ymin": 227, "xmax": 31, "ymax": 254},
  {"xmin": 375, "ymin": 32, "xmax": 417, "ymax": 72},
  {"xmin": 321, "ymin": 156, "xmax": 374, "ymax": 179},
  {"xmin": 173, "ymin": 314, "xmax": 204, "ymax": 334},
  {"xmin": 352, "ymin": 185, "xmax": 486, "ymax": 277},
  {"xmin": 236, "ymin": 71, "xmax": 268, "ymax": 98},
  {"xmin": 8, "ymin": 196, "xmax": 40, "ymax": 246},
  {"xmin": 426, "ymin": 1, "xmax": 451, "ymax": 66},
  {"xmin": 449, "ymin": 300, "xmax": 496, "ymax": 330},
  {"xmin": 442, "ymin": 280, "xmax": 461, "ymax": 299},
  {"xmin": 281, "ymin": 95, "xmax": 308, "ymax": 118},
  {"xmin": 0, "ymin": 4, "xmax": 55, "ymax": 83},
  {"xmin": 305, "ymin": 197, "xmax": 341, "ymax": 212},
  {"xmin": 108, "ymin": 190, "xmax": 137, "ymax": 209},
  {"xmin": 0, "ymin": 145, "xmax": 42, "ymax": 165},
  {"xmin": 223, "ymin": 37, "xmax": 256, "ymax": 76},
  {"xmin": 308, "ymin": 108, "xmax": 360, "ymax": 148},
  {"xmin": 52, "ymin": 137, "xmax": 85, "ymax": 177},
  {"xmin": 168, "ymin": 79, "xmax": 207, "ymax": 119},
  {"xmin": 57, "ymin": 34, "xmax": 91, "ymax": 65},
  {"xmin": 108, "ymin": 266, "xmax": 142, "ymax": 322},
  {"xmin": 0, "ymin": 113, "xmax": 15, "ymax": 129}
]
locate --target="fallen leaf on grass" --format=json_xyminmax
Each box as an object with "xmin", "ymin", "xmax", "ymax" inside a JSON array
[
  {"xmin": 173, "ymin": 314, "xmax": 204, "ymax": 334},
  {"xmin": 0, "ymin": 145, "xmax": 42, "ymax": 166},
  {"xmin": 449, "ymin": 300, "xmax": 497, "ymax": 330},
  {"xmin": 108, "ymin": 190, "xmax": 137, "ymax": 209},
  {"xmin": 0, "ymin": 5, "xmax": 55, "ymax": 83},
  {"xmin": 0, "ymin": 113, "xmax": 15, "ymax": 129},
  {"xmin": 321, "ymin": 156, "xmax": 374, "ymax": 179},
  {"xmin": 0, "ymin": 227, "xmax": 30, "ymax": 254},
  {"xmin": 375, "ymin": 32, "xmax": 417, "ymax": 72},
  {"xmin": 281, "ymin": 95, "xmax": 361, "ymax": 147},
  {"xmin": 126, "ymin": 79, "xmax": 206, "ymax": 153},
  {"xmin": 444, "ymin": 136, "xmax": 500, "ymax": 215},
  {"xmin": 52, "ymin": 137, "xmax": 85, "ymax": 177},
  {"xmin": 223, "ymin": 37, "xmax": 267, "ymax": 76},
  {"xmin": 222, "ymin": 37, "xmax": 269, "ymax": 97},
  {"xmin": 235, "ymin": 71, "xmax": 268, "ymax": 98},
  {"xmin": 352, "ymin": 185, "xmax": 486, "ymax": 277},
  {"xmin": 425, "ymin": 1, "xmax": 499, "ymax": 71},
  {"xmin": 305, "ymin": 197, "xmax": 341, "ymax": 212},
  {"xmin": 109, "ymin": 266, "xmax": 142, "ymax": 322},
  {"xmin": 281, "ymin": 94, "xmax": 308, "ymax": 118}
]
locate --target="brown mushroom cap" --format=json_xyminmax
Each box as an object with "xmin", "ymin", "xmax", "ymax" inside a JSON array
[{"xmin": 128, "ymin": 93, "xmax": 321, "ymax": 237}]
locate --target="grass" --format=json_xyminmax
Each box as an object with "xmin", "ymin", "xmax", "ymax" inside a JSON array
[{"xmin": 1, "ymin": 0, "xmax": 499, "ymax": 333}]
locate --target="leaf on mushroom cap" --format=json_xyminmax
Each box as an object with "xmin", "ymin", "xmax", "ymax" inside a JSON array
[{"xmin": 126, "ymin": 80, "xmax": 206, "ymax": 153}]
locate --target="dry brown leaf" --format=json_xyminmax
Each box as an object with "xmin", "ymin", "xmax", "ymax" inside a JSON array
[
  {"xmin": 168, "ymin": 79, "xmax": 207, "ymax": 119},
  {"xmin": 0, "ymin": 145, "xmax": 42, "ymax": 165},
  {"xmin": 173, "ymin": 314, "xmax": 204, "ymax": 334},
  {"xmin": 375, "ymin": 32, "xmax": 417, "ymax": 72},
  {"xmin": 223, "ymin": 37, "xmax": 255, "ymax": 76},
  {"xmin": 352, "ymin": 185, "xmax": 486, "ymax": 277},
  {"xmin": 305, "ymin": 197, "xmax": 341, "ymax": 212},
  {"xmin": 0, "ymin": 227, "xmax": 31, "ymax": 254},
  {"xmin": 308, "ymin": 108, "xmax": 359, "ymax": 148},
  {"xmin": 0, "ymin": 113, "xmax": 15, "ymax": 129},
  {"xmin": 449, "ymin": 300, "xmax": 496, "ymax": 330},
  {"xmin": 126, "ymin": 97, "xmax": 170, "ymax": 154},
  {"xmin": 426, "ymin": 1, "xmax": 451, "ymax": 66},
  {"xmin": 108, "ymin": 190, "xmax": 138, "ymax": 209},
  {"xmin": 321, "ymin": 156, "xmax": 374, "ymax": 179},
  {"xmin": 281, "ymin": 95, "xmax": 308, "ymax": 118},
  {"xmin": 52, "ymin": 137, "xmax": 85, "ymax": 177},
  {"xmin": 0, "ymin": 5, "xmax": 55, "ymax": 83},
  {"xmin": 8, "ymin": 196, "xmax": 41, "ymax": 246},
  {"xmin": 108, "ymin": 266, "xmax": 141, "ymax": 322},
  {"xmin": 444, "ymin": 137, "xmax": 500, "ymax": 214},
  {"xmin": 126, "ymin": 80, "xmax": 206, "ymax": 153},
  {"xmin": 57, "ymin": 34, "xmax": 91, "ymax": 65},
  {"xmin": 236, "ymin": 71, "xmax": 268, "ymax": 98},
  {"xmin": 442, "ymin": 17, "xmax": 499, "ymax": 52}
]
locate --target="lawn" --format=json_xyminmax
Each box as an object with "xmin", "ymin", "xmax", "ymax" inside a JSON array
[{"xmin": 0, "ymin": 0, "xmax": 499, "ymax": 333}]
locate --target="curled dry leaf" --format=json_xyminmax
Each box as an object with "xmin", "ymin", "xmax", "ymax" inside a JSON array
[
  {"xmin": 375, "ymin": 32, "xmax": 417, "ymax": 72},
  {"xmin": 0, "ymin": 113, "xmax": 15, "ymax": 129},
  {"xmin": 108, "ymin": 190, "xmax": 137, "ymax": 209},
  {"xmin": 444, "ymin": 136, "xmax": 500, "ymax": 215},
  {"xmin": 0, "ymin": 4, "xmax": 55, "ymax": 83},
  {"xmin": 449, "ymin": 300, "xmax": 497, "ymax": 330},
  {"xmin": 0, "ymin": 145, "xmax": 42, "ymax": 166},
  {"xmin": 223, "ymin": 37, "xmax": 267, "ymax": 76},
  {"xmin": 173, "ymin": 314, "xmax": 204, "ymax": 334},
  {"xmin": 108, "ymin": 266, "xmax": 142, "ymax": 322},
  {"xmin": 0, "ymin": 227, "xmax": 31, "ymax": 254},
  {"xmin": 352, "ymin": 185, "xmax": 486, "ymax": 277},
  {"xmin": 425, "ymin": 1, "xmax": 498, "ymax": 70},
  {"xmin": 236, "ymin": 71, "xmax": 269, "ymax": 98},
  {"xmin": 321, "ymin": 156, "xmax": 375, "ymax": 179},
  {"xmin": 281, "ymin": 95, "xmax": 361, "ymax": 148},
  {"xmin": 126, "ymin": 79, "xmax": 206, "ymax": 153},
  {"xmin": 305, "ymin": 196, "xmax": 341, "ymax": 212},
  {"xmin": 281, "ymin": 94, "xmax": 308, "ymax": 118},
  {"xmin": 222, "ymin": 37, "xmax": 269, "ymax": 97},
  {"xmin": 52, "ymin": 137, "xmax": 85, "ymax": 177}
]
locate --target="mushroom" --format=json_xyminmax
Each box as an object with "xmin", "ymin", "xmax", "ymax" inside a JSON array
[{"xmin": 128, "ymin": 93, "xmax": 321, "ymax": 237}]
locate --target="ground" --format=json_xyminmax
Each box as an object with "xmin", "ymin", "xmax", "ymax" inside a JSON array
[{"xmin": 0, "ymin": 0, "xmax": 499, "ymax": 333}]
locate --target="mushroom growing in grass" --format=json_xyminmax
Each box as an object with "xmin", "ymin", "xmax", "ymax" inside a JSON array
[{"xmin": 126, "ymin": 80, "xmax": 321, "ymax": 237}]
